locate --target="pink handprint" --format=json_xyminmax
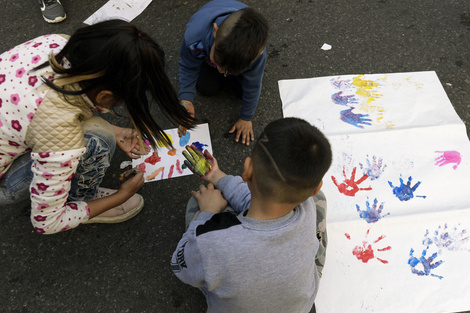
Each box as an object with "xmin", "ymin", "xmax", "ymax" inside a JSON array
[
  {"xmin": 331, "ymin": 166, "xmax": 372, "ymax": 197},
  {"xmin": 435, "ymin": 151, "xmax": 461, "ymax": 170},
  {"xmin": 345, "ymin": 229, "xmax": 391, "ymax": 264}
]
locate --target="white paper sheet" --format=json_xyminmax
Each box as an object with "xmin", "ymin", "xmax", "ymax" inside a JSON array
[
  {"xmin": 279, "ymin": 71, "xmax": 470, "ymax": 313},
  {"xmin": 84, "ymin": 0, "xmax": 153, "ymax": 25},
  {"xmin": 132, "ymin": 123, "xmax": 212, "ymax": 182}
]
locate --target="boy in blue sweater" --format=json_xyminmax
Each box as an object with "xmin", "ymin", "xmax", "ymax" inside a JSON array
[
  {"xmin": 171, "ymin": 118, "xmax": 332, "ymax": 313},
  {"xmin": 178, "ymin": 0, "xmax": 269, "ymax": 146}
]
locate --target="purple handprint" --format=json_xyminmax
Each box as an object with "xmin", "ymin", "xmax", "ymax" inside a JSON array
[
  {"xmin": 422, "ymin": 224, "xmax": 470, "ymax": 253},
  {"xmin": 388, "ymin": 175, "xmax": 426, "ymax": 201},
  {"xmin": 408, "ymin": 247, "xmax": 443, "ymax": 279},
  {"xmin": 340, "ymin": 108, "xmax": 372, "ymax": 128},
  {"xmin": 359, "ymin": 155, "xmax": 387, "ymax": 181},
  {"xmin": 356, "ymin": 198, "xmax": 390, "ymax": 223},
  {"xmin": 331, "ymin": 91, "xmax": 357, "ymax": 106},
  {"xmin": 435, "ymin": 151, "xmax": 461, "ymax": 170}
]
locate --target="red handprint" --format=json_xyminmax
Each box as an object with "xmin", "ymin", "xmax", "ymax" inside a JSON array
[
  {"xmin": 331, "ymin": 166, "xmax": 372, "ymax": 196},
  {"xmin": 345, "ymin": 230, "xmax": 391, "ymax": 264}
]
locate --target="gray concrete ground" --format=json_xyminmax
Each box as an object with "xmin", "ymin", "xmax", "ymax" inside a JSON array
[{"xmin": 1, "ymin": 0, "xmax": 470, "ymax": 312}]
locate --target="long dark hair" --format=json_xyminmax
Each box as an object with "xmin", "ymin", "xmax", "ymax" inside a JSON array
[{"xmin": 35, "ymin": 19, "xmax": 195, "ymax": 149}]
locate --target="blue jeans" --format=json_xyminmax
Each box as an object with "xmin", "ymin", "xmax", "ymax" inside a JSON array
[{"xmin": 0, "ymin": 116, "xmax": 116, "ymax": 204}]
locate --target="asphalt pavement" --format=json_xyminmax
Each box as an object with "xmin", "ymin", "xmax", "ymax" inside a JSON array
[{"xmin": 1, "ymin": 0, "xmax": 469, "ymax": 312}]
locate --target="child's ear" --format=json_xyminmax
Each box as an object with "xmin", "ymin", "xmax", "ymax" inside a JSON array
[
  {"xmin": 95, "ymin": 90, "xmax": 114, "ymax": 108},
  {"xmin": 242, "ymin": 157, "xmax": 253, "ymax": 182},
  {"xmin": 310, "ymin": 180, "xmax": 323, "ymax": 197},
  {"xmin": 213, "ymin": 23, "xmax": 219, "ymax": 39}
]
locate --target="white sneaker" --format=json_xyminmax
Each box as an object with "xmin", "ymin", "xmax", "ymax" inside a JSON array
[{"xmin": 84, "ymin": 187, "xmax": 144, "ymax": 224}]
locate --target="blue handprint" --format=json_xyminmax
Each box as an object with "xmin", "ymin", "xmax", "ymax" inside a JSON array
[
  {"xmin": 408, "ymin": 247, "xmax": 443, "ymax": 279},
  {"xmin": 359, "ymin": 155, "xmax": 387, "ymax": 181},
  {"xmin": 356, "ymin": 198, "xmax": 390, "ymax": 223},
  {"xmin": 388, "ymin": 176, "xmax": 426, "ymax": 201},
  {"xmin": 331, "ymin": 91, "xmax": 357, "ymax": 106},
  {"xmin": 340, "ymin": 107, "xmax": 372, "ymax": 128}
]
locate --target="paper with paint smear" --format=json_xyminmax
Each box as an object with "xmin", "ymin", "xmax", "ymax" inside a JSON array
[
  {"xmin": 84, "ymin": 0, "xmax": 153, "ymax": 25},
  {"xmin": 132, "ymin": 123, "xmax": 212, "ymax": 182},
  {"xmin": 279, "ymin": 71, "xmax": 470, "ymax": 313}
]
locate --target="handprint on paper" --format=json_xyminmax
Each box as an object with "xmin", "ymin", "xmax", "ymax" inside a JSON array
[
  {"xmin": 360, "ymin": 155, "xmax": 387, "ymax": 181},
  {"xmin": 388, "ymin": 176, "xmax": 426, "ymax": 201},
  {"xmin": 356, "ymin": 198, "xmax": 390, "ymax": 223},
  {"xmin": 332, "ymin": 166, "xmax": 372, "ymax": 197},
  {"xmin": 340, "ymin": 108, "xmax": 372, "ymax": 128},
  {"xmin": 345, "ymin": 230, "xmax": 391, "ymax": 264},
  {"xmin": 435, "ymin": 151, "xmax": 461, "ymax": 170},
  {"xmin": 422, "ymin": 224, "xmax": 470, "ymax": 253},
  {"xmin": 408, "ymin": 247, "xmax": 443, "ymax": 279},
  {"xmin": 331, "ymin": 91, "xmax": 357, "ymax": 106}
]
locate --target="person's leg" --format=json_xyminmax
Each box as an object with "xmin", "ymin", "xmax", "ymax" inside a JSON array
[
  {"xmin": 196, "ymin": 63, "xmax": 226, "ymax": 97},
  {"xmin": 314, "ymin": 190, "xmax": 327, "ymax": 276},
  {"xmin": 68, "ymin": 116, "xmax": 116, "ymax": 202},
  {"xmin": 0, "ymin": 153, "xmax": 34, "ymax": 205},
  {"xmin": 37, "ymin": 0, "xmax": 67, "ymax": 23}
]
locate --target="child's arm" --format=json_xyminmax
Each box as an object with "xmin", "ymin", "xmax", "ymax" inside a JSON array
[{"xmin": 216, "ymin": 175, "xmax": 251, "ymax": 214}]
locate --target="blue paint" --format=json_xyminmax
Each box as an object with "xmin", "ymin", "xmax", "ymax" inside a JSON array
[
  {"xmin": 191, "ymin": 141, "xmax": 208, "ymax": 152},
  {"xmin": 340, "ymin": 107, "xmax": 372, "ymax": 128},
  {"xmin": 179, "ymin": 132, "xmax": 191, "ymax": 147},
  {"xmin": 388, "ymin": 176, "xmax": 426, "ymax": 201},
  {"xmin": 356, "ymin": 198, "xmax": 389, "ymax": 223},
  {"xmin": 331, "ymin": 91, "xmax": 357, "ymax": 106},
  {"xmin": 408, "ymin": 247, "xmax": 443, "ymax": 279},
  {"xmin": 359, "ymin": 155, "xmax": 387, "ymax": 181}
]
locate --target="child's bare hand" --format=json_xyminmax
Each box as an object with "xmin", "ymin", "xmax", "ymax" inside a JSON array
[
  {"xmin": 118, "ymin": 171, "xmax": 144, "ymax": 198},
  {"xmin": 178, "ymin": 100, "xmax": 195, "ymax": 137},
  {"xmin": 192, "ymin": 183, "xmax": 228, "ymax": 214},
  {"xmin": 115, "ymin": 127, "xmax": 150, "ymax": 158},
  {"xmin": 229, "ymin": 119, "xmax": 254, "ymax": 146}
]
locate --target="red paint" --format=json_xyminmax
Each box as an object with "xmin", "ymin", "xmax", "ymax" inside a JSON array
[
  {"xmin": 331, "ymin": 166, "xmax": 372, "ymax": 197},
  {"xmin": 378, "ymin": 246, "xmax": 392, "ymax": 251},
  {"xmin": 352, "ymin": 243, "xmax": 375, "ymax": 263},
  {"xmin": 145, "ymin": 152, "xmax": 161, "ymax": 165},
  {"xmin": 160, "ymin": 167, "xmax": 165, "ymax": 180},
  {"xmin": 176, "ymin": 159, "xmax": 183, "ymax": 174},
  {"xmin": 374, "ymin": 235, "xmax": 385, "ymax": 243},
  {"xmin": 349, "ymin": 229, "xmax": 391, "ymax": 264},
  {"xmin": 138, "ymin": 163, "xmax": 146, "ymax": 173},
  {"xmin": 168, "ymin": 165, "xmax": 175, "ymax": 178}
]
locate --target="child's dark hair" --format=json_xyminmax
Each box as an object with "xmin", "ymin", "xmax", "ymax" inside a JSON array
[
  {"xmin": 251, "ymin": 118, "xmax": 332, "ymax": 203},
  {"xmin": 213, "ymin": 8, "xmax": 268, "ymax": 76},
  {"xmin": 35, "ymin": 19, "xmax": 195, "ymax": 150}
]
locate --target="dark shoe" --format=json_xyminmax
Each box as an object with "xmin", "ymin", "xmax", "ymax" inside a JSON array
[{"xmin": 38, "ymin": 0, "xmax": 66, "ymax": 23}]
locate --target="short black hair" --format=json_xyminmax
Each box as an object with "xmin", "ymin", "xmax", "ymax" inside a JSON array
[
  {"xmin": 251, "ymin": 118, "xmax": 332, "ymax": 203},
  {"xmin": 213, "ymin": 8, "xmax": 269, "ymax": 76}
]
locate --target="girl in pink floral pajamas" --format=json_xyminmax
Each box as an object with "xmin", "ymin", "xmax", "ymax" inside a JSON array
[{"xmin": 0, "ymin": 20, "xmax": 195, "ymax": 234}]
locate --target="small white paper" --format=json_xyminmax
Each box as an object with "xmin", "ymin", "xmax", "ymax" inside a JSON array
[
  {"xmin": 321, "ymin": 43, "xmax": 332, "ymax": 50},
  {"xmin": 84, "ymin": 0, "xmax": 153, "ymax": 25},
  {"xmin": 132, "ymin": 123, "xmax": 213, "ymax": 182}
]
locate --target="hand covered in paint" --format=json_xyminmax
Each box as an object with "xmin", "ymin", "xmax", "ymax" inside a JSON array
[
  {"xmin": 178, "ymin": 100, "xmax": 195, "ymax": 137},
  {"xmin": 183, "ymin": 145, "xmax": 213, "ymax": 177},
  {"xmin": 113, "ymin": 126, "xmax": 151, "ymax": 159},
  {"xmin": 229, "ymin": 119, "xmax": 254, "ymax": 146},
  {"xmin": 192, "ymin": 183, "xmax": 228, "ymax": 214},
  {"xmin": 183, "ymin": 145, "xmax": 226, "ymax": 185}
]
